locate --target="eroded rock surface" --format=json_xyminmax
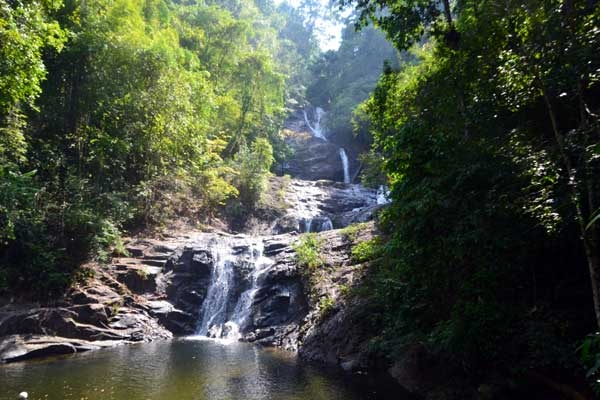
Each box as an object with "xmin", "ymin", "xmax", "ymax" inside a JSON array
[
  {"xmin": 0, "ymin": 223, "xmax": 380, "ymax": 367},
  {"xmin": 272, "ymin": 179, "xmax": 383, "ymax": 234}
]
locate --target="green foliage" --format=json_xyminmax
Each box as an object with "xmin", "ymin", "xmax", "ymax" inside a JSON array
[
  {"xmin": 357, "ymin": 0, "xmax": 600, "ymax": 380},
  {"xmin": 318, "ymin": 295, "xmax": 335, "ymax": 317},
  {"xmin": 580, "ymin": 332, "xmax": 600, "ymax": 396},
  {"xmin": 293, "ymin": 233, "xmax": 324, "ymax": 270},
  {"xmin": 0, "ymin": 0, "xmax": 313, "ymax": 298},
  {"xmin": 93, "ymin": 220, "xmax": 126, "ymax": 263},
  {"xmin": 0, "ymin": 0, "xmax": 66, "ymax": 164},
  {"xmin": 0, "ymin": 168, "xmax": 38, "ymax": 243},
  {"xmin": 340, "ymin": 222, "xmax": 368, "ymax": 243},
  {"xmin": 340, "ymin": 0, "xmax": 453, "ymax": 51},
  {"xmin": 232, "ymin": 137, "xmax": 275, "ymax": 209},
  {"xmin": 357, "ymin": 150, "xmax": 387, "ymax": 188},
  {"xmin": 351, "ymin": 237, "xmax": 382, "ymax": 263}
]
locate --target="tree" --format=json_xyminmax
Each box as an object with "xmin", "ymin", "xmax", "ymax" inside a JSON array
[
  {"xmin": 359, "ymin": 0, "xmax": 600, "ymax": 381},
  {"xmin": 0, "ymin": 0, "xmax": 66, "ymax": 164},
  {"xmin": 339, "ymin": 0, "xmax": 453, "ymax": 50}
]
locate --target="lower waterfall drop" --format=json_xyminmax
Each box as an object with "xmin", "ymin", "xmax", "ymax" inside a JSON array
[
  {"xmin": 196, "ymin": 241, "xmax": 237, "ymax": 338},
  {"xmin": 196, "ymin": 238, "xmax": 274, "ymax": 342}
]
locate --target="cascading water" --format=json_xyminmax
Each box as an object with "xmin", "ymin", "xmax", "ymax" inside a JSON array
[
  {"xmin": 376, "ymin": 185, "xmax": 391, "ymax": 205},
  {"xmin": 226, "ymin": 242, "xmax": 273, "ymax": 334},
  {"xmin": 302, "ymin": 216, "xmax": 333, "ymax": 233},
  {"xmin": 339, "ymin": 148, "xmax": 350, "ymax": 184},
  {"xmin": 192, "ymin": 110, "xmax": 389, "ymax": 345},
  {"xmin": 196, "ymin": 238, "xmax": 274, "ymax": 341},
  {"xmin": 196, "ymin": 241, "xmax": 237, "ymax": 338},
  {"xmin": 303, "ymin": 107, "xmax": 327, "ymax": 140}
]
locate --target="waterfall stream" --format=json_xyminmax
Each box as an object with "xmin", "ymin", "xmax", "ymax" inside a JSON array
[
  {"xmin": 303, "ymin": 107, "xmax": 327, "ymax": 140},
  {"xmin": 193, "ymin": 109, "xmax": 385, "ymax": 343},
  {"xmin": 196, "ymin": 241, "xmax": 237, "ymax": 338},
  {"xmin": 196, "ymin": 239, "xmax": 274, "ymax": 341},
  {"xmin": 339, "ymin": 148, "xmax": 350, "ymax": 184}
]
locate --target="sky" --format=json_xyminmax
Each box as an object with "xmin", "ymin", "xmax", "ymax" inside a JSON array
[{"xmin": 276, "ymin": 0, "xmax": 347, "ymax": 51}]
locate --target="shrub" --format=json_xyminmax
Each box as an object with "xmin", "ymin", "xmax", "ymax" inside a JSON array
[
  {"xmin": 233, "ymin": 138, "xmax": 275, "ymax": 210},
  {"xmin": 580, "ymin": 332, "xmax": 600, "ymax": 396},
  {"xmin": 318, "ymin": 295, "xmax": 335, "ymax": 318},
  {"xmin": 293, "ymin": 233, "xmax": 324, "ymax": 270},
  {"xmin": 340, "ymin": 222, "xmax": 369, "ymax": 243},
  {"xmin": 351, "ymin": 237, "xmax": 383, "ymax": 263}
]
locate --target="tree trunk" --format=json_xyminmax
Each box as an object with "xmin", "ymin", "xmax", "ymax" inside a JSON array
[
  {"xmin": 542, "ymin": 86, "xmax": 600, "ymax": 328},
  {"xmin": 441, "ymin": 0, "xmax": 453, "ymax": 25}
]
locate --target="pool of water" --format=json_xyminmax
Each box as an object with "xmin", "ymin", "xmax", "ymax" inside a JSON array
[{"xmin": 0, "ymin": 338, "xmax": 413, "ymax": 400}]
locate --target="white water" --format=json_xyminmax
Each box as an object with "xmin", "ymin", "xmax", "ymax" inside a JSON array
[
  {"xmin": 196, "ymin": 241, "xmax": 237, "ymax": 338},
  {"xmin": 196, "ymin": 239, "xmax": 274, "ymax": 342},
  {"xmin": 303, "ymin": 216, "xmax": 333, "ymax": 233},
  {"xmin": 303, "ymin": 107, "xmax": 327, "ymax": 140},
  {"xmin": 376, "ymin": 185, "xmax": 391, "ymax": 205},
  {"xmin": 339, "ymin": 148, "xmax": 350, "ymax": 184},
  {"xmin": 227, "ymin": 242, "xmax": 273, "ymax": 332},
  {"xmin": 193, "ymin": 109, "xmax": 388, "ymax": 344}
]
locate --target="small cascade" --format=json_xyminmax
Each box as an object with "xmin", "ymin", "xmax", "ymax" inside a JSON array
[
  {"xmin": 302, "ymin": 216, "xmax": 333, "ymax": 233},
  {"xmin": 196, "ymin": 239, "xmax": 274, "ymax": 342},
  {"xmin": 376, "ymin": 185, "xmax": 391, "ymax": 205},
  {"xmin": 339, "ymin": 148, "xmax": 350, "ymax": 184},
  {"xmin": 303, "ymin": 107, "xmax": 327, "ymax": 140},
  {"xmin": 226, "ymin": 242, "xmax": 273, "ymax": 333}
]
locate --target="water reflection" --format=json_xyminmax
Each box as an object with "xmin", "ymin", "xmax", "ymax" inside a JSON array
[{"xmin": 0, "ymin": 339, "xmax": 413, "ymax": 400}]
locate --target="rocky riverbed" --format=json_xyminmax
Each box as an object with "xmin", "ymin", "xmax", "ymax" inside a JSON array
[{"xmin": 0, "ymin": 222, "xmax": 379, "ymax": 369}]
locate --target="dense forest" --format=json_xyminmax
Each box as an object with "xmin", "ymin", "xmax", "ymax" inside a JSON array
[
  {"xmin": 349, "ymin": 0, "xmax": 600, "ymax": 395},
  {"xmin": 2, "ymin": 0, "xmax": 600, "ymax": 397},
  {"xmin": 0, "ymin": 0, "xmax": 317, "ymax": 294}
]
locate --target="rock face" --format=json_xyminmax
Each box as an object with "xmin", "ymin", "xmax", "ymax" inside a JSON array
[
  {"xmin": 284, "ymin": 132, "xmax": 346, "ymax": 181},
  {"xmin": 272, "ymin": 179, "xmax": 383, "ymax": 234},
  {"xmin": 0, "ymin": 223, "xmax": 380, "ymax": 367},
  {"xmin": 0, "ymin": 335, "xmax": 121, "ymax": 363}
]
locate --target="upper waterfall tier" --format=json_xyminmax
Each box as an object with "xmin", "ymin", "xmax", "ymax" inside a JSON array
[
  {"xmin": 303, "ymin": 107, "xmax": 327, "ymax": 140},
  {"xmin": 339, "ymin": 148, "xmax": 350, "ymax": 184},
  {"xmin": 283, "ymin": 109, "xmax": 352, "ymax": 182}
]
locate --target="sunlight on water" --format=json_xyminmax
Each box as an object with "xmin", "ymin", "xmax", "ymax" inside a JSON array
[{"xmin": 0, "ymin": 340, "xmax": 411, "ymax": 400}]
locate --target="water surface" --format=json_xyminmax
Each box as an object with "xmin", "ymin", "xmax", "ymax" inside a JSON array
[{"xmin": 0, "ymin": 339, "xmax": 412, "ymax": 400}]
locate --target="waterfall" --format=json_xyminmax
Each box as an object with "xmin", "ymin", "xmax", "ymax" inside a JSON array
[
  {"xmin": 376, "ymin": 185, "xmax": 391, "ymax": 205},
  {"xmin": 196, "ymin": 239, "xmax": 273, "ymax": 341},
  {"xmin": 227, "ymin": 242, "xmax": 272, "ymax": 333},
  {"xmin": 339, "ymin": 148, "xmax": 350, "ymax": 184},
  {"xmin": 303, "ymin": 107, "xmax": 327, "ymax": 140},
  {"xmin": 196, "ymin": 242, "xmax": 237, "ymax": 338},
  {"xmin": 302, "ymin": 216, "xmax": 333, "ymax": 233}
]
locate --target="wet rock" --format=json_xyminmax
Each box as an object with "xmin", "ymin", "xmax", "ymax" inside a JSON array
[
  {"xmin": 244, "ymin": 327, "xmax": 275, "ymax": 342},
  {"xmin": 284, "ymin": 134, "xmax": 345, "ymax": 181},
  {"xmin": 0, "ymin": 335, "xmax": 120, "ymax": 363},
  {"xmin": 70, "ymin": 304, "xmax": 109, "ymax": 326},
  {"xmin": 148, "ymin": 302, "xmax": 195, "ymax": 335},
  {"xmin": 191, "ymin": 252, "xmax": 212, "ymax": 277},
  {"xmin": 263, "ymin": 238, "xmax": 291, "ymax": 256},
  {"xmin": 388, "ymin": 343, "xmax": 436, "ymax": 393},
  {"xmin": 273, "ymin": 214, "xmax": 301, "ymax": 234},
  {"xmin": 125, "ymin": 246, "xmax": 145, "ymax": 257}
]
